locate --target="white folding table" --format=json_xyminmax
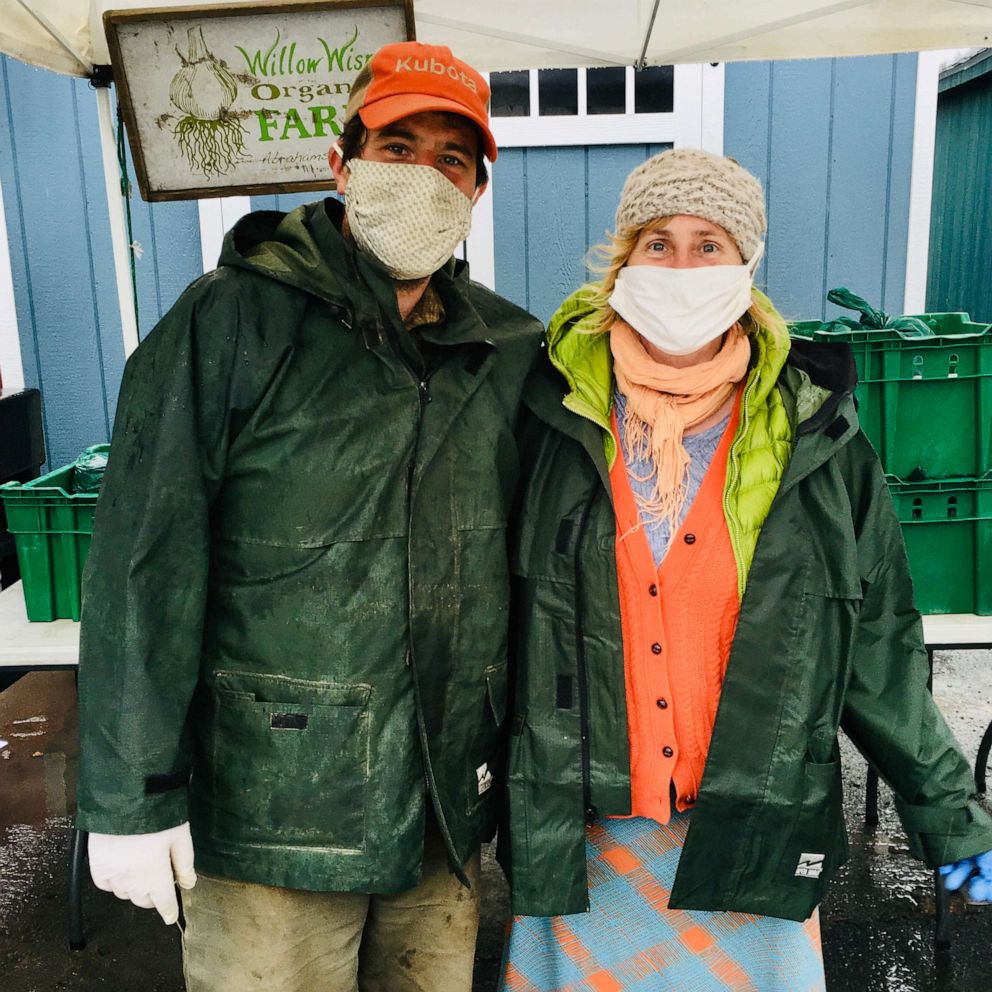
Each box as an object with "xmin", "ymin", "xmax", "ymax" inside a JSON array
[{"xmin": 0, "ymin": 579, "xmax": 80, "ymax": 682}]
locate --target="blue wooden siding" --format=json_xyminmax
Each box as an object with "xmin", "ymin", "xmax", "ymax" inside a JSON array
[
  {"xmin": 493, "ymin": 54, "xmax": 917, "ymax": 326},
  {"xmin": 493, "ymin": 144, "xmax": 671, "ymax": 323},
  {"xmin": 0, "ymin": 56, "xmax": 200, "ymax": 469},
  {"xmin": 250, "ymin": 191, "xmax": 331, "ymax": 213},
  {"xmin": 725, "ymin": 54, "xmax": 916, "ymax": 322}
]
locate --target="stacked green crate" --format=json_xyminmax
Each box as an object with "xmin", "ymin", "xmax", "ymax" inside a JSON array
[
  {"xmin": 790, "ymin": 289, "xmax": 992, "ymax": 614},
  {"xmin": 0, "ymin": 448, "xmax": 107, "ymax": 622}
]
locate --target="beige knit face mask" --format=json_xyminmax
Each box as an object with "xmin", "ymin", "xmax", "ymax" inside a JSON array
[{"xmin": 343, "ymin": 158, "xmax": 474, "ymax": 280}]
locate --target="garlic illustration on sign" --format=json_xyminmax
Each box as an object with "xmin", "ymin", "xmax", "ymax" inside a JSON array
[{"xmin": 170, "ymin": 26, "xmax": 247, "ymax": 178}]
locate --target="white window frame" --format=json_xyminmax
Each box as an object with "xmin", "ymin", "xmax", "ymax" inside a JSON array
[
  {"xmin": 487, "ymin": 64, "xmax": 724, "ymax": 150},
  {"xmin": 465, "ymin": 63, "xmax": 725, "ymax": 289}
]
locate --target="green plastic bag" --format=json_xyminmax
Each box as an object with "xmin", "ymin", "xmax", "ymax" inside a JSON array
[
  {"xmin": 823, "ymin": 288, "xmax": 934, "ymax": 338},
  {"xmin": 73, "ymin": 444, "xmax": 110, "ymax": 494}
]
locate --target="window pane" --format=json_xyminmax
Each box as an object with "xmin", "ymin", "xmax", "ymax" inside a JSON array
[
  {"xmin": 490, "ymin": 71, "xmax": 530, "ymax": 117},
  {"xmin": 634, "ymin": 65, "xmax": 674, "ymax": 114},
  {"xmin": 586, "ymin": 67, "xmax": 626, "ymax": 115},
  {"xmin": 538, "ymin": 68, "xmax": 578, "ymax": 116}
]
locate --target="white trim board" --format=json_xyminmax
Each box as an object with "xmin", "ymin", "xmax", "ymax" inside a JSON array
[
  {"xmin": 904, "ymin": 48, "xmax": 981, "ymax": 314},
  {"xmin": 489, "ymin": 65, "xmax": 722, "ymax": 148},
  {"xmin": 0, "ymin": 173, "xmax": 24, "ymax": 390},
  {"xmin": 198, "ymin": 197, "xmax": 253, "ymax": 274},
  {"xmin": 464, "ymin": 173, "xmax": 495, "ymax": 290}
]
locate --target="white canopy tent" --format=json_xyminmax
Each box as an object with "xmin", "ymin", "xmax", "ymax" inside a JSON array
[
  {"xmin": 0, "ymin": 0, "xmax": 990, "ymax": 357},
  {"xmin": 2, "ymin": 1, "xmax": 991, "ymax": 75}
]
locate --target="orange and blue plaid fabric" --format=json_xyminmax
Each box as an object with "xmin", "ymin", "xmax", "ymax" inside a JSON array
[{"xmin": 499, "ymin": 813, "xmax": 825, "ymax": 992}]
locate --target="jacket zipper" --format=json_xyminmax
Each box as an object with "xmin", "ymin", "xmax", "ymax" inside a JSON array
[
  {"xmin": 573, "ymin": 492, "xmax": 598, "ymax": 824},
  {"xmin": 397, "ymin": 349, "xmax": 470, "ymax": 882},
  {"xmin": 722, "ymin": 368, "xmax": 759, "ymax": 599}
]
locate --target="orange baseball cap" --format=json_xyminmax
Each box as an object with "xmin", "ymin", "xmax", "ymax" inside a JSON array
[{"xmin": 344, "ymin": 42, "xmax": 498, "ymax": 162}]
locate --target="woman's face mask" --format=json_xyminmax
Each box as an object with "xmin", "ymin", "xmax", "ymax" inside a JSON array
[
  {"xmin": 342, "ymin": 158, "xmax": 475, "ymax": 281},
  {"xmin": 609, "ymin": 243, "xmax": 764, "ymax": 357}
]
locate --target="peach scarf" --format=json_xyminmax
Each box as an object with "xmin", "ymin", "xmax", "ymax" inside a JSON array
[{"xmin": 610, "ymin": 318, "xmax": 751, "ymax": 528}]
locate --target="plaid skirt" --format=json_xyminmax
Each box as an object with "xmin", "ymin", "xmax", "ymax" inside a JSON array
[{"xmin": 499, "ymin": 813, "xmax": 825, "ymax": 992}]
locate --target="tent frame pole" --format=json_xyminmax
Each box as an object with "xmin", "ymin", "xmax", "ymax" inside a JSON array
[
  {"xmin": 636, "ymin": 0, "xmax": 662, "ymax": 70},
  {"xmin": 93, "ymin": 84, "xmax": 140, "ymax": 359}
]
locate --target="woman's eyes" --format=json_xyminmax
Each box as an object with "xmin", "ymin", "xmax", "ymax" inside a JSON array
[{"xmin": 644, "ymin": 240, "xmax": 722, "ymax": 253}]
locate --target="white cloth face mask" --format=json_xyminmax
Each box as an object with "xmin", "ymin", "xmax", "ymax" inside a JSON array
[
  {"xmin": 343, "ymin": 158, "xmax": 474, "ymax": 280},
  {"xmin": 608, "ymin": 245, "xmax": 764, "ymax": 356}
]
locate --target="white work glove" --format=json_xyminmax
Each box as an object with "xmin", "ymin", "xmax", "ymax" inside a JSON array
[{"xmin": 88, "ymin": 822, "xmax": 197, "ymax": 925}]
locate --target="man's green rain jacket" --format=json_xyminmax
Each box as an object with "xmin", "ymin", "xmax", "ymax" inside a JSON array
[
  {"xmin": 75, "ymin": 199, "xmax": 543, "ymax": 893},
  {"xmin": 500, "ymin": 291, "xmax": 992, "ymax": 921}
]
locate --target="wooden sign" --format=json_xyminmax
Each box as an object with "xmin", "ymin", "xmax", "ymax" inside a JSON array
[{"xmin": 104, "ymin": 1, "xmax": 415, "ymax": 201}]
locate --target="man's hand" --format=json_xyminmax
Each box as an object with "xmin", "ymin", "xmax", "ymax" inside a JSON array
[
  {"xmin": 940, "ymin": 849, "xmax": 992, "ymax": 903},
  {"xmin": 88, "ymin": 822, "xmax": 197, "ymax": 924}
]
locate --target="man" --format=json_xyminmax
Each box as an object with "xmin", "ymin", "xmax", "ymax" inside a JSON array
[{"xmin": 76, "ymin": 41, "xmax": 541, "ymax": 992}]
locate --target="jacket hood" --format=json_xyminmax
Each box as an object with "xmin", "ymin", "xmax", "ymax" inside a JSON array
[
  {"xmin": 218, "ymin": 198, "xmax": 356, "ymax": 305},
  {"xmin": 782, "ymin": 335, "xmax": 858, "ymax": 434}
]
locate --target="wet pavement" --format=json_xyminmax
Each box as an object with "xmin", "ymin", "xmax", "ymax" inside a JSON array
[{"xmin": 1, "ymin": 654, "xmax": 990, "ymax": 992}]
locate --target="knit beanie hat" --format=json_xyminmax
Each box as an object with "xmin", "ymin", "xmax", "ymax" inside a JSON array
[{"xmin": 614, "ymin": 148, "xmax": 766, "ymax": 262}]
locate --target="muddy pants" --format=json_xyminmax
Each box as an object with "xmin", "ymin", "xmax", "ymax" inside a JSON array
[{"xmin": 180, "ymin": 826, "xmax": 481, "ymax": 992}]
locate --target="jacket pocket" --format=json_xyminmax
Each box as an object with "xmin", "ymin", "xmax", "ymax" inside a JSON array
[
  {"xmin": 207, "ymin": 671, "xmax": 371, "ymax": 852},
  {"xmin": 779, "ymin": 756, "xmax": 848, "ymax": 888},
  {"xmin": 486, "ymin": 664, "xmax": 508, "ymax": 725}
]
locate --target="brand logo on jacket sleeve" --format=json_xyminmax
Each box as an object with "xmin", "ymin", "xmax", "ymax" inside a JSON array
[{"xmin": 795, "ymin": 852, "xmax": 825, "ymax": 879}]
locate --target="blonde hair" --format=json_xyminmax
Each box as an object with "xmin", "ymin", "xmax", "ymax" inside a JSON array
[{"xmin": 582, "ymin": 220, "xmax": 788, "ymax": 343}]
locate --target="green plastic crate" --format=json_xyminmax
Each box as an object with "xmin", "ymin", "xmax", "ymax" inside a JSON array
[
  {"xmin": 889, "ymin": 475, "xmax": 992, "ymax": 615},
  {"xmin": 0, "ymin": 457, "xmax": 104, "ymax": 622},
  {"xmin": 790, "ymin": 318, "xmax": 992, "ymax": 480}
]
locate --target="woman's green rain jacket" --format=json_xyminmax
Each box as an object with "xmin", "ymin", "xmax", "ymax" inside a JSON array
[
  {"xmin": 75, "ymin": 199, "xmax": 543, "ymax": 894},
  {"xmin": 500, "ymin": 290, "xmax": 992, "ymax": 921}
]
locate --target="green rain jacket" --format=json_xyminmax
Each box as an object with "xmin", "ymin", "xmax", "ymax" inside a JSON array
[
  {"xmin": 501, "ymin": 291, "xmax": 992, "ymax": 921},
  {"xmin": 76, "ymin": 198, "xmax": 543, "ymax": 893}
]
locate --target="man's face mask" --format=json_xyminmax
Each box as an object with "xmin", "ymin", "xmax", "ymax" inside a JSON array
[{"xmin": 342, "ymin": 158, "xmax": 475, "ymax": 280}]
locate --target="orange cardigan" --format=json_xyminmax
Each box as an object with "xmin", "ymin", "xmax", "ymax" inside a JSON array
[{"xmin": 610, "ymin": 393, "xmax": 742, "ymax": 824}]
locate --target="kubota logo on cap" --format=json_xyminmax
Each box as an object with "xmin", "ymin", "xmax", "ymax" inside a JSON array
[{"xmin": 394, "ymin": 56, "xmax": 478, "ymax": 92}]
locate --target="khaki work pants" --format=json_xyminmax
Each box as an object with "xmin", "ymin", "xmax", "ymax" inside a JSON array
[{"xmin": 181, "ymin": 828, "xmax": 481, "ymax": 992}]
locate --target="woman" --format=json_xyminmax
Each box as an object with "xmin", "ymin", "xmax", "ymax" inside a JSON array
[{"xmin": 498, "ymin": 149, "xmax": 992, "ymax": 991}]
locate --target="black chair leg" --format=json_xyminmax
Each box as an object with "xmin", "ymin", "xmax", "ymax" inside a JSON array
[
  {"xmin": 976, "ymin": 720, "xmax": 992, "ymax": 794},
  {"xmin": 865, "ymin": 766, "xmax": 880, "ymax": 828},
  {"xmin": 69, "ymin": 828, "xmax": 87, "ymax": 951}
]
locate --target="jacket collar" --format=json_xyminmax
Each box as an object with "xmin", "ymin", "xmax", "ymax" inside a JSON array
[{"xmin": 775, "ymin": 341, "xmax": 861, "ymax": 495}]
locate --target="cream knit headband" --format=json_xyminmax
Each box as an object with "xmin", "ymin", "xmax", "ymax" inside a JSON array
[{"xmin": 614, "ymin": 148, "xmax": 767, "ymax": 262}]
